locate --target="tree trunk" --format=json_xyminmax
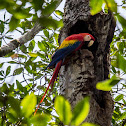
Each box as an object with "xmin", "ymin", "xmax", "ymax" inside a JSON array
[{"xmin": 58, "ymin": 0, "xmax": 116, "ymax": 126}]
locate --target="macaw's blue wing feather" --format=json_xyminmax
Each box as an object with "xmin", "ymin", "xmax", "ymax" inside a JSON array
[{"xmin": 45, "ymin": 41, "xmax": 81, "ymax": 69}]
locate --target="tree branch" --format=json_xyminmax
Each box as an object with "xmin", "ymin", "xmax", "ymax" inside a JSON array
[
  {"xmin": 0, "ymin": 0, "xmax": 62, "ymax": 57},
  {"xmin": 0, "ymin": 22, "xmax": 43, "ymax": 57}
]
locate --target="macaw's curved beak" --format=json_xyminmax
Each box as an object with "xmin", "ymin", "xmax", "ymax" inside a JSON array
[
  {"xmin": 88, "ymin": 40, "xmax": 94, "ymax": 47},
  {"xmin": 84, "ymin": 40, "xmax": 94, "ymax": 47}
]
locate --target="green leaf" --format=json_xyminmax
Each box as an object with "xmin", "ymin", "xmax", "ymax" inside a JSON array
[
  {"xmin": 25, "ymin": 83, "xmax": 32, "ymax": 90},
  {"xmin": 57, "ymin": 19, "xmax": 63, "ymax": 28},
  {"xmin": 28, "ymin": 52, "xmax": 38, "ymax": 57},
  {"xmin": 31, "ymin": 0, "xmax": 44, "ymax": 11},
  {"xmin": 42, "ymin": 1, "xmax": 58, "ymax": 16},
  {"xmin": 39, "ymin": 17, "xmax": 58, "ymax": 29},
  {"xmin": 7, "ymin": 112, "xmax": 18, "ymax": 122},
  {"xmin": 38, "ymin": 41, "xmax": 46, "ymax": 52},
  {"xmin": 28, "ymin": 40, "xmax": 35, "ymax": 52},
  {"xmin": 37, "ymin": 52, "xmax": 46, "ymax": 59},
  {"xmin": 55, "ymin": 10, "xmax": 63, "ymax": 17},
  {"xmin": 0, "ymin": 70, "xmax": 4, "ymax": 76},
  {"xmin": 9, "ymin": 83, "xmax": 14, "ymax": 92},
  {"xmin": 13, "ymin": 67, "xmax": 23, "ymax": 75},
  {"xmin": 1, "ymin": 83, "xmax": 8, "ymax": 93},
  {"xmin": 16, "ymin": 80, "xmax": 24, "ymax": 92},
  {"xmin": 81, "ymin": 122, "xmax": 99, "ymax": 126},
  {"xmin": 115, "ymin": 94, "xmax": 123, "ymax": 102},
  {"xmin": 31, "ymin": 114, "xmax": 51, "ymax": 126},
  {"xmin": 54, "ymin": 96, "xmax": 72, "ymax": 125},
  {"xmin": 106, "ymin": 0, "xmax": 117, "ymax": 13},
  {"xmin": 118, "ymin": 112, "xmax": 126, "ymax": 120},
  {"xmin": 25, "ymin": 66, "xmax": 32, "ymax": 74},
  {"xmin": 116, "ymin": 14, "xmax": 126, "ymax": 30},
  {"xmin": 43, "ymin": 29, "xmax": 49, "ymax": 38},
  {"xmin": 9, "ymin": 16, "xmax": 20, "ymax": 31},
  {"xmin": 71, "ymin": 97, "xmax": 90, "ymax": 126},
  {"xmin": 6, "ymin": 66, "xmax": 11, "ymax": 76},
  {"xmin": 123, "ymin": 99, "xmax": 126, "ymax": 105},
  {"xmin": 90, "ymin": 0, "xmax": 104, "ymax": 15},
  {"xmin": 13, "ymin": 9, "xmax": 31, "ymax": 19},
  {"xmin": 117, "ymin": 42, "xmax": 124, "ymax": 54},
  {"xmin": 0, "ymin": 63, "xmax": 4, "ymax": 68},
  {"xmin": 20, "ymin": 44, "xmax": 27, "ymax": 53},
  {"xmin": 111, "ymin": 53, "xmax": 126, "ymax": 73},
  {"xmin": 96, "ymin": 76, "xmax": 120, "ymax": 91},
  {"xmin": 111, "ymin": 65, "xmax": 116, "ymax": 73},
  {"xmin": 8, "ymin": 61, "xmax": 18, "ymax": 64},
  {"xmin": 8, "ymin": 96, "xmax": 21, "ymax": 118},
  {"xmin": 20, "ymin": 93, "xmax": 36, "ymax": 117}
]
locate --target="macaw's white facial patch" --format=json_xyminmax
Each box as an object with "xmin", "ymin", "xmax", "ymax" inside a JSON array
[
  {"xmin": 88, "ymin": 40, "xmax": 94, "ymax": 47},
  {"xmin": 84, "ymin": 35, "xmax": 91, "ymax": 41}
]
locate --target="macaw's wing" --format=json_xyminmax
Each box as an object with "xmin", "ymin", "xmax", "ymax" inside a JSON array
[{"xmin": 45, "ymin": 41, "xmax": 81, "ymax": 69}]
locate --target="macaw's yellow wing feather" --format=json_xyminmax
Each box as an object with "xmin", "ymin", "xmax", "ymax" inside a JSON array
[{"xmin": 58, "ymin": 39, "xmax": 78, "ymax": 49}]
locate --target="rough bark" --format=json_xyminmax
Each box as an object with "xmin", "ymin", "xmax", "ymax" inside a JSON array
[{"xmin": 58, "ymin": 0, "xmax": 116, "ymax": 126}]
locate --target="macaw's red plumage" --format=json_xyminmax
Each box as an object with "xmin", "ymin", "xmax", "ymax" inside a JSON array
[{"xmin": 34, "ymin": 33, "xmax": 95, "ymax": 115}]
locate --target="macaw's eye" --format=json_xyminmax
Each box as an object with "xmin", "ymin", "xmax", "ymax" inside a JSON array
[{"xmin": 87, "ymin": 35, "xmax": 90, "ymax": 38}]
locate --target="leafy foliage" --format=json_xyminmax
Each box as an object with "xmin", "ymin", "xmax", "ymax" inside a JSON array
[
  {"xmin": 54, "ymin": 96, "xmax": 93, "ymax": 126},
  {"xmin": 71, "ymin": 97, "xmax": 90, "ymax": 126},
  {"xmin": 96, "ymin": 75, "xmax": 120, "ymax": 91},
  {"xmin": 54, "ymin": 96, "xmax": 72, "ymax": 125},
  {"xmin": 0, "ymin": 0, "xmax": 62, "ymax": 125}
]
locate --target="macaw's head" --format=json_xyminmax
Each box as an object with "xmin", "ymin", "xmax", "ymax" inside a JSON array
[{"xmin": 79, "ymin": 33, "xmax": 95, "ymax": 47}]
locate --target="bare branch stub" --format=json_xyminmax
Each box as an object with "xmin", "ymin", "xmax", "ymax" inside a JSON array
[{"xmin": 59, "ymin": 0, "xmax": 116, "ymax": 125}]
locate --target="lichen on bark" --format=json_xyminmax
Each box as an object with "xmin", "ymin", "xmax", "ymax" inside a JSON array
[{"xmin": 58, "ymin": 0, "xmax": 116, "ymax": 126}]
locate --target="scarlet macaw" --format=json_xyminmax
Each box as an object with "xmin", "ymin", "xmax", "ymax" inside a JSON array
[{"xmin": 34, "ymin": 33, "xmax": 95, "ymax": 115}]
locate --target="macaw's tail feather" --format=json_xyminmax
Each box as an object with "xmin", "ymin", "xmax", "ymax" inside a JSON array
[{"xmin": 34, "ymin": 60, "xmax": 62, "ymax": 115}]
